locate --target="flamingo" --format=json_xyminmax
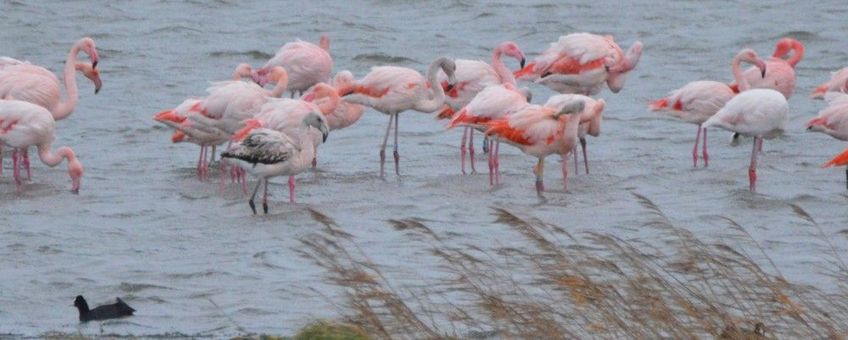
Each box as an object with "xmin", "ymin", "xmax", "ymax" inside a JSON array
[
  {"xmin": 309, "ymin": 71, "xmax": 364, "ymax": 131},
  {"xmin": 811, "ymin": 67, "xmax": 848, "ymax": 99},
  {"xmin": 341, "ymin": 57, "xmax": 457, "ymax": 177},
  {"xmin": 253, "ymin": 35, "xmax": 332, "ymax": 97},
  {"xmin": 447, "ymin": 83, "xmax": 531, "ymax": 182},
  {"xmin": 702, "ymin": 75, "xmax": 788, "ymax": 192},
  {"xmin": 544, "ymin": 94, "xmax": 605, "ymax": 174},
  {"xmin": 806, "ymin": 92, "xmax": 848, "ymax": 141},
  {"xmin": 153, "ymin": 63, "xmax": 258, "ymax": 180},
  {"xmin": 515, "ymin": 33, "xmax": 643, "ymax": 95},
  {"xmin": 222, "ymin": 112, "xmax": 329, "ymax": 214},
  {"xmin": 0, "ymin": 99, "xmax": 83, "ymax": 193},
  {"xmin": 0, "ymin": 38, "xmax": 101, "ymax": 179},
  {"xmin": 482, "ymin": 99, "xmax": 586, "ymax": 194},
  {"xmin": 433, "ymin": 41, "xmax": 527, "ymax": 174},
  {"xmin": 730, "ymin": 38, "xmax": 803, "ymax": 99},
  {"xmin": 823, "ymin": 147, "xmax": 848, "ymax": 189}
]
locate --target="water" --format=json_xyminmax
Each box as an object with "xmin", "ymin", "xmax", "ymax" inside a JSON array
[{"xmin": 1, "ymin": 0, "xmax": 847, "ymax": 337}]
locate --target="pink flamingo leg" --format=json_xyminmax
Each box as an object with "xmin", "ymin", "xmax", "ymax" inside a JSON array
[
  {"xmin": 262, "ymin": 179, "xmax": 269, "ymax": 214},
  {"xmin": 702, "ymin": 127, "xmax": 709, "ymax": 167},
  {"xmin": 12, "ymin": 149, "xmax": 21, "ymax": 192},
  {"xmin": 288, "ymin": 175, "xmax": 296, "ymax": 203},
  {"xmin": 482, "ymin": 135, "xmax": 490, "ymax": 153},
  {"xmin": 469, "ymin": 129, "xmax": 477, "ymax": 174},
  {"xmin": 379, "ymin": 114, "xmax": 395, "ymax": 177},
  {"xmin": 494, "ymin": 139, "xmax": 501, "ymax": 185},
  {"xmin": 460, "ymin": 127, "xmax": 468, "ymax": 175},
  {"xmin": 240, "ymin": 168, "xmax": 248, "ymax": 194},
  {"xmin": 580, "ymin": 138, "xmax": 589, "ymax": 174},
  {"xmin": 573, "ymin": 145, "xmax": 579, "ymax": 174},
  {"xmin": 0, "ymin": 145, "xmax": 3, "ymax": 176},
  {"xmin": 196, "ymin": 145, "xmax": 205, "ymax": 180},
  {"xmin": 488, "ymin": 138, "xmax": 494, "ymax": 185},
  {"xmin": 692, "ymin": 125, "xmax": 701, "ymax": 167},
  {"xmin": 393, "ymin": 113, "xmax": 400, "ymax": 175},
  {"xmin": 562, "ymin": 154, "xmax": 569, "ymax": 191},
  {"xmin": 534, "ymin": 157, "xmax": 544, "ymax": 194},
  {"xmin": 22, "ymin": 148, "xmax": 31, "ymax": 181},
  {"xmin": 748, "ymin": 137, "xmax": 761, "ymax": 192}
]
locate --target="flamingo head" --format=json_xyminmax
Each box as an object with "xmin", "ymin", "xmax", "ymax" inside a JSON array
[
  {"xmin": 232, "ymin": 63, "xmax": 254, "ymax": 81},
  {"xmin": 251, "ymin": 67, "xmax": 270, "ymax": 86},
  {"xmin": 437, "ymin": 57, "xmax": 457, "ymax": 91},
  {"xmin": 303, "ymin": 111, "xmax": 330, "ymax": 143},
  {"xmin": 811, "ymin": 83, "xmax": 830, "ymax": 99},
  {"xmin": 68, "ymin": 157, "xmax": 83, "ymax": 194},
  {"xmin": 76, "ymin": 62, "xmax": 102, "ymax": 94},
  {"xmin": 266, "ymin": 66, "xmax": 288, "ymax": 88},
  {"xmin": 78, "ymin": 37, "xmax": 99, "ymax": 69},
  {"xmin": 608, "ymin": 41, "xmax": 643, "ymax": 74},
  {"xmin": 303, "ymin": 83, "xmax": 339, "ymax": 115},
  {"xmin": 332, "ymin": 70, "xmax": 356, "ymax": 88},
  {"xmin": 517, "ymin": 86, "xmax": 533, "ymax": 103},
  {"xmin": 319, "ymin": 34, "xmax": 330, "ymax": 51},
  {"xmin": 499, "ymin": 41, "xmax": 526, "ymax": 69}
]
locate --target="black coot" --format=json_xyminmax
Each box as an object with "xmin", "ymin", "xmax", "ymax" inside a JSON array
[{"xmin": 73, "ymin": 295, "xmax": 135, "ymax": 322}]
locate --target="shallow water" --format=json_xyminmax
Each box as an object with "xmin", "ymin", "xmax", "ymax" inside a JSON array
[{"xmin": 1, "ymin": 0, "xmax": 847, "ymax": 337}]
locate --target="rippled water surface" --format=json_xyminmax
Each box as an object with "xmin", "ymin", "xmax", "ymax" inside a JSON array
[{"xmin": 2, "ymin": 0, "xmax": 848, "ymax": 337}]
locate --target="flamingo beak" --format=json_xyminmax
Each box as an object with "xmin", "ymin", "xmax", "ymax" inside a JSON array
[
  {"xmin": 761, "ymin": 66, "xmax": 767, "ymax": 78},
  {"xmin": 520, "ymin": 58, "xmax": 526, "ymax": 69}
]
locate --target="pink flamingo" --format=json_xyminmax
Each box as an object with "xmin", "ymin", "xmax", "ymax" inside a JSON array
[
  {"xmin": 702, "ymin": 52, "xmax": 788, "ymax": 193},
  {"xmin": 807, "ymin": 92, "xmax": 848, "ymax": 141},
  {"xmin": 433, "ymin": 41, "xmax": 527, "ymax": 174},
  {"xmin": 447, "ymin": 83, "xmax": 531, "ymax": 183},
  {"xmin": 340, "ymin": 57, "xmax": 457, "ymax": 177},
  {"xmin": 730, "ymin": 38, "xmax": 803, "ymax": 99},
  {"xmin": 482, "ymin": 99, "xmax": 586, "ymax": 193},
  {"xmin": 650, "ymin": 49, "xmax": 766, "ymax": 167},
  {"xmin": 823, "ymin": 146, "xmax": 848, "ymax": 189},
  {"xmin": 811, "ymin": 67, "xmax": 848, "ymax": 99},
  {"xmin": 0, "ymin": 38, "xmax": 101, "ymax": 179},
  {"xmin": 515, "ymin": 33, "xmax": 643, "ymax": 95},
  {"xmin": 0, "ymin": 99, "xmax": 83, "ymax": 193},
  {"xmin": 153, "ymin": 63, "xmax": 256, "ymax": 180},
  {"xmin": 253, "ymin": 35, "xmax": 332, "ymax": 97},
  {"xmin": 544, "ymin": 94, "xmax": 605, "ymax": 174},
  {"xmin": 222, "ymin": 113, "xmax": 329, "ymax": 214},
  {"xmin": 309, "ymin": 71, "xmax": 364, "ymax": 131}
]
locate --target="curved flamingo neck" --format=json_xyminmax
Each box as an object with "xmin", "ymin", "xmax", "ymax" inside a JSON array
[
  {"xmin": 787, "ymin": 41, "xmax": 804, "ymax": 68},
  {"xmin": 316, "ymin": 90, "xmax": 340, "ymax": 115},
  {"xmin": 414, "ymin": 60, "xmax": 448, "ymax": 113},
  {"xmin": 268, "ymin": 77, "xmax": 288, "ymax": 98},
  {"xmin": 37, "ymin": 143, "xmax": 75, "ymax": 167},
  {"xmin": 732, "ymin": 54, "xmax": 752, "ymax": 92},
  {"xmin": 52, "ymin": 43, "xmax": 83, "ymax": 120},
  {"xmin": 492, "ymin": 47, "xmax": 517, "ymax": 86}
]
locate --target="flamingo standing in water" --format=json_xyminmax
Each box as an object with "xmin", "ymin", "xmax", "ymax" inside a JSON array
[
  {"xmin": 153, "ymin": 63, "xmax": 256, "ymax": 180},
  {"xmin": 433, "ymin": 41, "xmax": 527, "ymax": 174},
  {"xmin": 811, "ymin": 67, "xmax": 848, "ymax": 99},
  {"xmin": 0, "ymin": 37, "xmax": 101, "ymax": 179},
  {"xmin": 545, "ymin": 94, "xmax": 605, "ymax": 174},
  {"xmin": 0, "ymin": 99, "xmax": 83, "ymax": 193},
  {"xmin": 808, "ymin": 92, "xmax": 848, "ymax": 188},
  {"xmin": 650, "ymin": 49, "xmax": 767, "ymax": 167},
  {"xmin": 341, "ymin": 57, "xmax": 457, "ymax": 177},
  {"xmin": 222, "ymin": 112, "xmax": 329, "ymax": 214},
  {"xmin": 730, "ymin": 38, "xmax": 803, "ymax": 98},
  {"xmin": 515, "ymin": 33, "xmax": 643, "ymax": 95},
  {"xmin": 702, "ymin": 51, "xmax": 788, "ymax": 192},
  {"xmin": 309, "ymin": 71, "xmax": 364, "ymax": 131},
  {"xmin": 482, "ymin": 99, "xmax": 586, "ymax": 194},
  {"xmin": 253, "ymin": 35, "xmax": 332, "ymax": 97},
  {"xmin": 447, "ymin": 83, "xmax": 531, "ymax": 184}
]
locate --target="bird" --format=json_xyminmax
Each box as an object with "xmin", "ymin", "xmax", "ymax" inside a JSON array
[
  {"xmin": 153, "ymin": 63, "xmax": 257, "ymax": 180},
  {"xmin": 73, "ymin": 295, "xmax": 135, "ymax": 322},
  {"xmin": 650, "ymin": 48, "xmax": 766, "ymax": 167},
  {"xmin": 222, "ymin": 112, "xmax": 329, "ymax": 214},
  {"xmin": 806, "ymin": 92, "xmax": 848, "ymax": 141},
  {"xmin": 482, "ymin": 99, "xmax": 586, "ymax": 194},
  {"xmin": 253, "ymin": 35, "xmax": 332, "ymax": 97},
  {"xmin": 310, "ymin": 71, "xmax": 364, "ymax": 131},
  {"xmin": 447, "ymin": 83, "xmax": 532, "ymax": 181},
  {"xmin": 702, "ymin": 86, "xmax": 788, "ymax": 192},
  {"xmin": 823, "ymin": 146, "xmax": 848, "ymax": 190},
  {"xmin": 544, "ymin": 94, "xmax": 605, "ymax": 175},
  {"xmin": 341, "ymin": 57, "xmax": 457, "ymax": 177},
  {"xmin": 434, "ymin": 41, "xmax": 527, "ymax": 174},
  {"xmin": 811, "ymin": 66, "xmax": 848, "ymax": 99},
  {"xmin": 514, "ymin": 33, "xmax": 643, "ymax": 95},
  {"xmin": 0, "ymin": 37, "xmax": 101, "ymax": 180},
  {"xmin": 730, "ymin": 38, "xmax": 803, "ymax": 98},
  {"xmin": 0, "ymin": 99, "xmax": 83, "ymax": 193}
]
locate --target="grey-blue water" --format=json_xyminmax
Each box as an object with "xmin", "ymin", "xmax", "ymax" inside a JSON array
[{"xmin": 1, "ymin": 0, "xmax": 847, "ymax": 337}]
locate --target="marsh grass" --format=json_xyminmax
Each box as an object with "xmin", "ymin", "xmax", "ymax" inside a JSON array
[{"xmin": 300, "ymin": 193, "xmax": 848, "ymax": 339}]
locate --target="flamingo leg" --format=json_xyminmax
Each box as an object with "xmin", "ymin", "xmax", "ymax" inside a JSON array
[
  {"xmin": 494, "ymin": 139, "xmax": 501, "ymax": 185},
  {"xmin": 482, "ymin": 135, "xmax": 490, "ymax": 153},
  {"xmin": 0, "ymin": 145, "xmax": 3, "ymax": 176},
  {"xmin": 263, "ymin": 179, "xmax": 269, "ymax": 214},
  {"xmin": 845, "ymin": 167, "xmax": 848, "ymax": 191},
  {"xmin": 12, "ymin": 149, "xmax": 21, "ymax": 191},
  {"xmin": 210, "ymin": 145, "xmax": 217, "ymax": 163},
  {"xmin": 312, "ymin": 156, "xmax": 317, "ymax": 169},
  {"xmin": 248, "ymin": 179, "xmax": 263, "ymax": 214},
  {"xmin": 289, "ymin": 175, "xmax": 296, "ymax": 203},
  {"xmin": 379, "ymin": 114, "xmax": 395, "ymax": 177},
  {"xmin": 581, "ymin": 137, "xmax": 589, "ymax": 174},
  {"xmin": 573, "ymin": 145, "xmax": 579, "ymax": 174},
  {"xmin": 240, "ymin": 168, "xmax": 248, "ymax": 194},
  {"xmin": 534, "ymin": 157, "xmax": 545, "ymax": 194},
  {"xmin": 469, "ymin": 129, "xmax": 477, "ymax": 174},
  {"xmin": 488, "ymin": 138, "xmax": 494, "ymax": 186},
  {"xmin": 393, "ymin": 112, "xmax": 400, "ymax": 175},
  {"xmin": 562, "ymin": 153, "xmax": 569, "ymax": 191},
  {"xmin": 748, "ymin": 137, "xmax": 761, "ymax": 192},
  {"xmin": 702, "ymin": 127, "xmax": 709, "ymax": 167},
  {"xmin": 460, "ymin": 127, "xmax": 468, "ymax": 175},
  {"xmin": 22, "ymin": 147, "xmax": 31, "ymax": 181},
  {"xmin": 693, "ymin": 125, "xmax": 702, "ymax": 167}
]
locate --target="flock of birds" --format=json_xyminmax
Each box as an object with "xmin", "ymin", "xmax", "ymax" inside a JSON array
[{"xmin": 2, "ymin": 34, "xmax": 848, "ymax": 213}]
